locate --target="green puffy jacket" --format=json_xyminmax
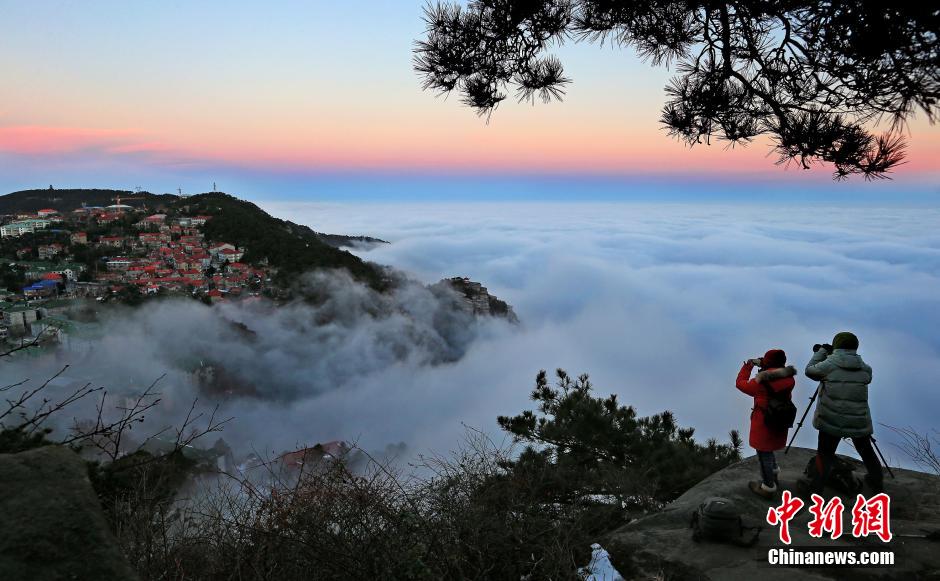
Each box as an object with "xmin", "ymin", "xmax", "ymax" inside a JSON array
[{"xmin": 805, "ymin": 349, "xmax": 873, "ymax": 437}]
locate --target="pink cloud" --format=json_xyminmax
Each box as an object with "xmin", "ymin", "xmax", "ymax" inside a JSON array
[
  {"xmin": 1, "ymin": 122, "xmax": 936, "ymax": 181},
  {"xmin": 0, "ymin": 124, "xmax": 184, "ymax": 157},
  {"xmin": 0, "ymin": 125, "xmax": 193, "ymax": 170},
  {"xmin": 0, "ymin": 126, "xmax": 137, "ymax": 155}
]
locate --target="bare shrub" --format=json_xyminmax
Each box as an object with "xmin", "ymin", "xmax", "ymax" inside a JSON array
[
  {"xmin": 883, "ymin": 424, "xmax": 940, "ymax": 476},
  {"xmin": 116, "ymin": 431, "xmax": 596, "ymax": 580}
]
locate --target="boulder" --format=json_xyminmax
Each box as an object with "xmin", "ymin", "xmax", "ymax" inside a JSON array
[
  {"xmin": 0, "ymin": 445, "xmax": 138, "ymax": 580},
  {"xmin": 604, "ymin": 447, "xmax": 940, "ymax": 580}
]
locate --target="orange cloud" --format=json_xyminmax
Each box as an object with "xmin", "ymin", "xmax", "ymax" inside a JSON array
[{"xmin": 2, "ymin": 120, "xmax": 936, "ymax": 182}]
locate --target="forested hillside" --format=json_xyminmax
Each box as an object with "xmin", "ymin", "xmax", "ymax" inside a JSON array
[
  {"xmin": 0, "ymin": 188, "xmax": 177, "ymax": 214},
  {"xmin": 180, "ymin": 193, "xmax": 388, "ymax": 289}
]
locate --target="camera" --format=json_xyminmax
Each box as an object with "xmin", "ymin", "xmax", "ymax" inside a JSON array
[{"xmin": 813, "ymin": 343, "xmax": 833, "ymax": 354}]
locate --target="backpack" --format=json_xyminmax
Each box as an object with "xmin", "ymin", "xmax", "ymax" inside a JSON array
[
  {"xmin": 690, "ymin": 497, "xmax": 761, "ymax": 547},
  {"xmin": 761, "ymin": 383, "xmax": 797, "ymax": 431},
  {"xmin": 804, "ymin": 456, "xmax": 862, "ymax": 494}
]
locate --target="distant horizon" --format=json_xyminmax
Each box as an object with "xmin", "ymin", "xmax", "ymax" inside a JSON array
[
  {"xmin": 3, "ymin": 172, "xmax": 938, "ymax": 207},
  {"xmin": 1, "ymin": 0, "xmax": 938, "ymax": 202}
]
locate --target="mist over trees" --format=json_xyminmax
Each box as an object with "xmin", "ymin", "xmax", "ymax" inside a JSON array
[
  {"xmin": 415, "ymin": 2, "xmax": 939, "ymax": 180},
  {"xmin": 1, "ymin": 363, "xmax": 742, "ymax": 579}
]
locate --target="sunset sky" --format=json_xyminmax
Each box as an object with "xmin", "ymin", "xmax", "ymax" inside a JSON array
[{"xmin": 2, "ymin": 1, "xmax": 938, "ymax": 201}]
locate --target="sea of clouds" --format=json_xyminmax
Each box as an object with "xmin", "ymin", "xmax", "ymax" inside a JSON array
[
  {"xmin": 4, "ymin": 201, "xmax": 938, "ymax": 469},
  {"xmin": 268, "ymin": 201, "xmax": 940, "ymax": 466}
]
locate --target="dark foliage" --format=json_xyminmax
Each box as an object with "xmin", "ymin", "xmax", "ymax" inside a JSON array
[
  {"xmin": 179, "ymin": 192, "xmax": 388, "ymax": 290},
  {"xmin": 113, "ymin": 284, "xmax": 145, "ymax": 306},
  {"xmin": 301, "ymin": 230, "xmax": 389, "ymax": 249},
  {"xmin": 88, "ymin": 450, "xmax": 195, "ymax": 517},
  {"xmin": 498, "ymin": 369, "xmax": 742, "ymax": 507},
  {"xmin": 0, "ymin": 188, "xmax": 177, "ymax": 215},
  {"xmin": 415, "ymin": 2, "xmax": 939, "ymax": 180},
  {"xmin": 140, "ymin": 436, "xmax": 595, "ymax": 581},
  {"xmin": 0, "ymin": 262, "xmax": 27, "ymax": 292},
  {"xmin": 0, "ymin": 426, "xmax": 55, "ymax": 454}
]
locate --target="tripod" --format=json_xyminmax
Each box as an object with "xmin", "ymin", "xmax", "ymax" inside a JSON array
[
  {"xmin": 848, "ymin": 435, "xmax": 896, "ymax": 479},
  {"xmin": 785, "ymin": 383, "xmax": 895, "ymax": 478},
  {"xmin": 785, "ymin": 385, "xmax": 819, "ymax": 454}
]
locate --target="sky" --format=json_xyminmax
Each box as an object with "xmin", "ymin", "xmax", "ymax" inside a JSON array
[
  {"xmin": 1, "ymin": 3, "xmax": 939, "ymax": 469},
  {"xmin": 1, "ymin": 0, "xmax": 938, "ymax": 201}
]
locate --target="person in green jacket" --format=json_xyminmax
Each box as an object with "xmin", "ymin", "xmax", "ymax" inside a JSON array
[{"xmin": 805, "ymin": 331, "xmax": 883, "ymax": 494}]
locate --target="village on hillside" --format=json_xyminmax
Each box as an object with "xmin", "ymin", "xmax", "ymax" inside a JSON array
[{"xmin": 0, "ymin": 194, "xmax": 273, "ymax": 352}]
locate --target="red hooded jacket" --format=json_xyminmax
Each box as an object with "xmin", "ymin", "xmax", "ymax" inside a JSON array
[{"xmin": 735, "ymin": 361, "xmax": 797, "ymax": 451}]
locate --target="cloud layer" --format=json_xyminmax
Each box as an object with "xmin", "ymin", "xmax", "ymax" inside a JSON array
[
  {"xmin": 4, "ymin": 201, "xmax": 939, "ymax": 470},
  {"xmin": 267, "ymin": 201, "xmax": 940, "ymax": 465}
]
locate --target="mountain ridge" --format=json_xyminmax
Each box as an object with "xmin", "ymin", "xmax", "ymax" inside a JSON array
[{"xmin": 0, "ymin": 188, "xmax": 388, "ymax": 251}]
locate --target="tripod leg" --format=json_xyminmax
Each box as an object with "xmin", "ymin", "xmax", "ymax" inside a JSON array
[
  {"xmin": 785, "ymin": 386, "xmax": 819, "ymax": 455},
  {"xmin": 871, "ymin": 437, "xmax": 896, "ymax": 479}
]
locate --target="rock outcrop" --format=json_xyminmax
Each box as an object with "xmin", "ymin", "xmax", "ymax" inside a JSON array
[
  {"xmin": 604, "ymin": 447, "xmax": 940, "ymax": 580},
  {"xmin": 434, "ymin": 276, "xmax": 519, "ymax": 323},
  {"xmin": 0, "ymin": 446, "xmax": 138, "ymax": 581}
]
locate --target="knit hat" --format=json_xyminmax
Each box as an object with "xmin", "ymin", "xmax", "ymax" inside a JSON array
[
  {"xmin": 832, "ymin": 331, "xmax": 859, "ymax": 350},
  {"xmin": 762, "ymin": 349, "xmax": 787, "ymax": 368}
]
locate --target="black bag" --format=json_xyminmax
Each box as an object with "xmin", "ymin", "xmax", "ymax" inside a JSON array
[
  {"xmin": 690, "ymin": 497, "xmax": 761, "ymax": 547},
  {"xmin": 804, "ymin": 456, "xmax": 862, "ymax": 494},
  {"xmin": 761, "ymin": 383, "xmax": 797, "ymax": 431}
]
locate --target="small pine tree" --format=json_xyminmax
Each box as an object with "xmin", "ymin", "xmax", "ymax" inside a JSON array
[{"xmin": 498, "ymin": 369, "xmax": 742, "ymax": 508}]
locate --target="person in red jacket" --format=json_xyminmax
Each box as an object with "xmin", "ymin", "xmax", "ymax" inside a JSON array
[{"xmin": 735, "ymin": 349, "xmax": 797, "ymax": 499}]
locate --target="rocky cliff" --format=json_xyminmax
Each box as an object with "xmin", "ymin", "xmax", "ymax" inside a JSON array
[
  {"xmin": 603, "ymin": 447, "xmax": 940, "ymax": 580},
  {"xmin": 433, "ymin": 276, "xmax": 519, "ymax": 323},
  {"xmin": 0, "ymin": 446, "xmax": 138, "ymax": 580}
]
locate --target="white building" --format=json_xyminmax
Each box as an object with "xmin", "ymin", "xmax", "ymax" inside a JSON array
[
  {"xmin": 1, "ymin": 307, "xmax": 40, "ymax": 329},
  {"xmin": 106, "ymin": 257, "xmax": 134, "ymax": 271},
  {"xmin": 1, "ymin": 219, "xmax": 51, "ymax": 238}
]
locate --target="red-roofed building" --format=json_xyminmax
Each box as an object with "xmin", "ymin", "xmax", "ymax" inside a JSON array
[
  {"xmin": 191, "ymin": 253, "xmax": 211, "ymax": 268},
  {"xmin": 139, "ymin": 232, "xmax": 165, "ymax": 246},
  {"xmin": 70, "ymin": 232, "xmax": 88, "ymax": 245},
  {"xmin": 217, "ymin": 247, "xmax": 244, "ymax": 262},
  {"xmin": 37, "ymin": 208, "xmax": 58, "ymax": 217},
  {"xmin": 97, "ymin": 236, "xmax": 125, "ymax": 248},
  {"xmin": 179, "ymin": 269, "xmax": 203, "ymax": 281},
  {"xmin": 280, "ymin": 441, "xmax": 350, "ymax": 470},
  {"xmin": 38, "ymin": 243, "xmax": 65, "ymax": 259},
  {"xmin": 209, "ymin": 242, "xmax": 235, "ymax": 253},
  {"xmin": 135, "ymin": 214, "xmax": 167, "ymax": 229}
]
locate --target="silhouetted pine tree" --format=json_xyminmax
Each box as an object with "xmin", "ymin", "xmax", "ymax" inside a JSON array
[
  {"xmin": 498, "ymin": 369, "xmax": 742, "ymax": 508},
  {"xmin": 416, "ymin": 2, "xmax": 938, "ymax": 179}
]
